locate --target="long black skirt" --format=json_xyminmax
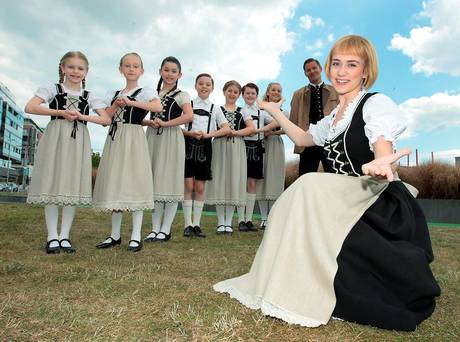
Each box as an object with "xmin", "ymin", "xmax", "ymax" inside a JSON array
[{"xmin": 332, "ymin": 181, "xmax": 441, "ymax": 331}]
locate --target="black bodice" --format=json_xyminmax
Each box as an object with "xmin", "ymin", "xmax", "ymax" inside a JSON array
[
  {"xmin": 150, "ymin": 89, "xmax": 184, "ymax": 121},
  {"xmin": 49, "ymin": 83, "xmax": 90, "ymax": 138},
  {"xmin": 221, "ymin": 106, "xmax": 246, "ymax": 131},
  {"xmin": 323, "ymin": 93, "xmax": 377, "ymax": 176},
  {"xmin": 108, "ymin": 88, "xmax": 148, "ymax": 139}
]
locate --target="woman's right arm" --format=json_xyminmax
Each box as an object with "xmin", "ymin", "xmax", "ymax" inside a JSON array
[{"xmin": 257, "ymin": 99, "xmax": 315, "ymax": 147}]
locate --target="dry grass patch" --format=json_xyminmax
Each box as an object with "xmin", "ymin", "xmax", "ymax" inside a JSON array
[{"xmin": 0, "ymin": 204, "xmax": 458, "ymax": 341}]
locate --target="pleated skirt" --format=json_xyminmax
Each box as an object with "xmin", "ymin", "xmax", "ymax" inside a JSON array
[
  {"xmin": 27, "ymin": 119, "xmax": 92, "ymax": 206},
  {"xmin": 206, "ymin": 137, "xmax": 247, "ymax": 206},
  {"xmin": 146, "ymin": 126, "xmax": 185, "ymax": 203},
  {"xmin": 93, "ymin": 124, "xmax": 154, "ymax": 211},
  {"xmin": 256, "ymin": 135, "xmax": 285, "ymax": 201}
]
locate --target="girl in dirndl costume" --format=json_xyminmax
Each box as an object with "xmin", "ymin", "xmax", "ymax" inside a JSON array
[
  {"xmin": 238, "ymin": 83, "xmax": 278, "ymax": 233},
  {"xmin": 256, "ymin": 82, "xmax": 289, "ymax": 230},
  {"xmin": 142, "ymin": 57, "xmax": 193, "ymax": 243},
  {"xmin": 26, "ymin": 51, "xmax": 109, "ymax": 254},
  {"xmin": 94, "ymin": 53, "xmax": 162, "ymax": 252},
  {"xmin": 205, "ymin": 80, "xmax": 255, "ymax": 234},
  {"xmin": 214, "ymin": 35, "xmax": 440, "ymax": 331}
]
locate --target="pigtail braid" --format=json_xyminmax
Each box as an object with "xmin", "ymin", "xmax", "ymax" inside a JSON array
[
  {"xmin": 156, "ymin": 76, "xmax": 163, "ymax": 93},
  {"xmin": 82, "ymin": 78, "xmax": 86, "ymax": 89},
  {"xmin": 58, "ymin": 63, "xmax": 64, "ymax": 83}
]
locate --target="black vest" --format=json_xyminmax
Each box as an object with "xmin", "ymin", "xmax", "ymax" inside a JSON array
[
  {"xmin": 323, "ymin": 93, "xmax": 377, "ymax": 176},
  {"xmin": 49, "ymin": 84, "xmax": 90, "ymax": 138},
  {"xmin": 220, "ymin": 106, "xmax": 246, "ymax": 131},
  {"xmin": 108, "ymin": 88, "xmax": 147, "ymax": 140},
  {"xmin": 150, "ymin": 89, "xmax": 183, "ymax": 121},
  {"xmin": 309, "ymin": 84, "xmax": 324, "ymax": 125}
]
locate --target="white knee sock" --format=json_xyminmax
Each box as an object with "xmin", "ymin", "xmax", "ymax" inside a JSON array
[
  {"xmin": 152, "ymin": 202, "xmax": 164, "ymax": 233},
  {"xmin": 129, "ymin": 211, "xmax": 143, "ymax": 246},
  {"xmin": 59, "ymin": 205, "xmax": 76, "ymax": 247},
  {"xmin": 225, "ymin": 205, "xmax": 235, "ymax": 227},
  {"xmin": 160, "ymin": 202, "xmax": 178, "ymax": 235},
  {"xmin": 110, "ymin": 212, "xmax": 122, "ymax": 241},
  {"xmin": 237, "ymin": 205, "xmax": 245, "ymax": 223},
  {"xmin": 258, "ymin": 200, "xmax": 268, "ymax": 222},
  {"xmin": 245, "ymin": 193, "xmax": 256, "ymax": 222},
  {"xmin": 192, "ymin": 200, "xmax": 204, "ymax": 227},
  {"xmin": 45, "ymin": 205, "xmax": 59, "ymax": 247},
  {"xmin": 216, "ymin": 205, "xmax": 225, "ymax": 226},
  {"xmin": 182, "ymin": 200, "xmax": 193, "ymax": 227}
]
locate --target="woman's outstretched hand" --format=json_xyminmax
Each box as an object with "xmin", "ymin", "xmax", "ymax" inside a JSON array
[
  {"xmin": 256, "ymin": 97, "xmax": 284, "ymax": 115},
  {"xmin": 362, "ymin": 148, "xmax": 411, "ymax": 181}
]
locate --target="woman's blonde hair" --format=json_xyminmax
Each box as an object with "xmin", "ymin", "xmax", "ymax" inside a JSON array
[{"xmin": 324, "ymin": 35, "xmax": 378, "ymax": 89}]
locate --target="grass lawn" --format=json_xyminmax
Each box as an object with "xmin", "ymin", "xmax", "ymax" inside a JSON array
[{"xmin": 0, "ymin": 203, "xmax": 458, "ymax": 341}]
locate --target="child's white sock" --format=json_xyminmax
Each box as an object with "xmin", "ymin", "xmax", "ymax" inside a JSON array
[
  {"xmin": 245, "ymin": 193, "xmax": 256, "ymax": 222},
  {"xmin": 129, "ymin": 211, "xmax": 143, "ymax": 247},
  {"xmin": 216, "ymin": 205, "xmax": 225, "ymax": 226},
  {"xmin": 45, "ymin": 205, "xmax": 59, "ymax": 248},
  {"xmin": 192, "ymin": 200, "xmax": 204, "ymax": 227},
  {"xmin": 59, "ymin": 205, "xmax": 76, "ymax": 247},
  {"xmin": 182, "ymin": 200, "xmax": 193, "ymax": 227},
  {"xmin": 160, "ymin": 202, "xmax": 178, "ymax": 235}
]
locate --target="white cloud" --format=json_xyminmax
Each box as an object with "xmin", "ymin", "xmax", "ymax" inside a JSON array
[
  {"xmin": 398, "ymin": 92, "xmax": 460, "ymax": 138},
  {"xmin": 299, "ymin": 14, "xmax": 324, "ymax": 30},
  {"xmin": 305, "ymin": 34, "xmax": 334, "ymax": 57},
  {"xmin": 0, "ymin": 0, "xmax": 300, "ymax": 151},
  {"xmin": 389, "ymin": 0, "xmax": 460, "ymax": 76}
]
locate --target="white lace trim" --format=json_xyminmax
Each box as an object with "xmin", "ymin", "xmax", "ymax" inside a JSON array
[
  {"xmin": 206, "ymin": 199, "xmax": 247, "ymax": 206},
  {"xmin": 327, "ymin": 90, "xmax": 366, "ymax": 140},
  {"xmin": 154, "ymin": 195, "xmax": 184, "ymax": 203},
  {"xmin": 255, "ymin": 195, "xmax": 281, "ymax": 201},
  {"xmin": 27, "ymin": 194, "xmax": 92, "ymax": 206},
  {"xmin": 213, "ymin": 282, "xmax": 327, "ymax": 328},
  {"xmin": 93, "ymin": 200, "xmax": 155, "ymax": 212}
]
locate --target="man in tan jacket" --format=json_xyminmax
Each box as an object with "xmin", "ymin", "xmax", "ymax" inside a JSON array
[{"xmin": 289, "ymin": 58, "xmax": 338, "ymax": 176}]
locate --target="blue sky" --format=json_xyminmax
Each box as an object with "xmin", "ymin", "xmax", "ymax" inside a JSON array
[{"xmin": 1, "ymin": 0, "xmax": 459, "ymax": 164}]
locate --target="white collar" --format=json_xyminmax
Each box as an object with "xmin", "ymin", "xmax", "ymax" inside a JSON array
[
  {"xmin": 244, "ymin": 103, "xmax": 258, "ymax": 110},
  {"xmin": 193, "ymin": 97, "xmax": 210, "ymax": 105},
  {"xmin": 309, "ymin": 81, "xmax": 324, "ymax": 88}
]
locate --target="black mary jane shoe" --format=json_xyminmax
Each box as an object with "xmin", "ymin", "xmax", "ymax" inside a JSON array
[
  {"xmin": 238, "ymin": 221, "xmax": 249, "ymax": 232},
  {"xmin": 193, "ymin": 226, "xmax": 206, "ymax": 238},
  {"xmin": 216, "ymin": 225, "xmax": 226, "ymax": 235},
  {"xmin": 59, "ymin": 239, "xmax": 76, "ymax": 253},
  {"xmin": 46, "ymin": 239, "xmax": 60, "ymax": 254},
  {"xmin": 246, "ymin": 221, "xmax": 258, "ymax": 231},
  {"xmin": 183, "ymin": 225, "xmax": 195, "ymax": 237},
  {"xmin": 154, "ymin": 232, "xmax": 171, "ymax": 242},
  {"xmin": 127, "ymin": 240, "xmax": 143, "ymax": 252},
  {"xmin": 143, "ymin": 231, "xmax": 158, "ymax": 242},
  {"xmin": 96, "ymin": 236, "xmax": 121, "ymax": 249}
]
